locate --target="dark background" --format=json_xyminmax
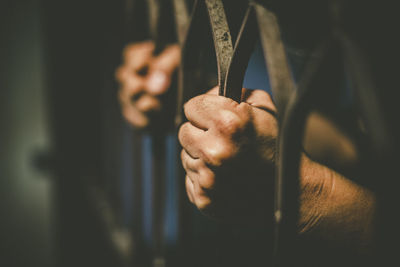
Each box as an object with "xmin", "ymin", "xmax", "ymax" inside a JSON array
[{"xmin": 1, "ymin": 0, "xmax": 126, "ymax": 266}]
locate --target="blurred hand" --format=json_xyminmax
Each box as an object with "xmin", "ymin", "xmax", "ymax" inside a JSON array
[
  {"xmin": 116, "ymin": 41, "xmax": 180, "ymax": 129},
  {"xmin": 178, "ymin": 87, "xmax": 278, "ymax": 223}
]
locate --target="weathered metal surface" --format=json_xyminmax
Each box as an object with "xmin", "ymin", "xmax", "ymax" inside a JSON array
[
  {"xmin": 205, "ymin": 0, "xmax": 234, "ymax": 96},
  {"xmin": 224, "ymin": 5, "xmax": 258, "ymax": 102}
]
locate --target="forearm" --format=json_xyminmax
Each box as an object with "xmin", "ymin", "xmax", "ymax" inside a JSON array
[{"xmin": 299, "ymin": 155, "xmax": 376, "ymax": 254}]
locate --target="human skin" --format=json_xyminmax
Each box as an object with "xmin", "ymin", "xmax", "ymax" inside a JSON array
[
  {"xmin": 178, "ymin": 87, "xmax": 376, "ymax": 254},
  {"xmin": 116, "ymin": 41, "xmax": 180, "ymax": 129}
]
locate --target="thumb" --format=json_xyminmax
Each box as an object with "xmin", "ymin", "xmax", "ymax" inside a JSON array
[{"xmin": 146, "ymin": 44, "xmax": 181, "ymax": 95}]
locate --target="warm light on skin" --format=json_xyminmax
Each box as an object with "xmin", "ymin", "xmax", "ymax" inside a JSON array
[
  {"xmin": 116, "ymin": 41, "xmax": 180, "ymax": 129},
  {"xmin": 179, "ymin": 88, "xmax": 376, "ymax": 254}
]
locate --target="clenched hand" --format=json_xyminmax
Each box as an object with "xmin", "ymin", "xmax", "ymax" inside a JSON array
[
  {"xmin": 116, "ymin": 41, "xmax": 180, "ymax": 129},
  {"xmin": 178, "ymin": 87, "xmax": 278, "ymax": 223}
]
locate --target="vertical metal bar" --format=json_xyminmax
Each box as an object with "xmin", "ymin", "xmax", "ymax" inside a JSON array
[
  {"xmin": 338, "ymin": 31, "xmax": 392, "ymax": 157},
  {"xmin": 276, "ymin": 38, "xmax": 340, "ymax": 266},
  {"xmin": 123, "ymin": 1, "xmax": 147, "ymax": 264},
  {"xmin": 170, "ymin": 1, "xmax": 194, "ymax": 264},
  {"xmin": 131, "ymin": 129, "xmax": 144, "ymax": 261},
  {"xmin": 172, "ymin": 0, "xmax": 190, "ymax": 45},
  {"xmin": 151, "ymin": 133, "xmax": 167, "ymax": 267},
  {"xmin": 146, "ymin": 0, "xmax": 167, "ymax": 264},
  {"xmin": 253, "ymin": 3, "xmax": 298, "ymax": 265},
  {"xmin": 147, "ymin": 0, "xmax": 160, "ymax": 41},
  {"xmin": 176, "ymin": 0, "xmax": 212, "ymax": 125},
  {"xmin": 337, "ymin": 29, "xmax": 393, "ymax": 267},
  {"xmin": 204, "ymin": 0, "xmax": 234, "ymax": 96},
  {"xmin": 224, "ymin": 5, "xmax": 258, "ymax": 102},
  {"xmin": 253, "ymin": 3, "xmax": 295, "ymax": 115},
  {"xmin": 145, "ymin": 0, "xmax": 178, "ymax": 265}
]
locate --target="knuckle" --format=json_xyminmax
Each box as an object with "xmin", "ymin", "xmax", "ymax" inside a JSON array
[
  {"xmin": 201, "ymin": 140, "xmax": 236, "ymax": 167},
  {"xmin": 178, "ymin": 122, "xmax": 191, "ymax": 146},
  {"xmin": 195, "ymin": 197, "xmax": 212, "ymax": 211},
  {"xmin": 136, "ymin": 95, "xmax": 160, "ymax": 113},
  {"xmin": 215, "ymin": 109, "xmax": 247, "ymax": 136},
  {"xmin": 192, "ymin": 186, "xmax": 212, "ymax": 211},
  {"xmin": 180, "ymin": 150, "xmax": 190, "ymax": 171},
  {"xmin": 185, "ymin": 177, "xmax": 194, "ymax": 203},
  {"xmin": 183, "ymin": 98, "xmax": 195, "ymax": 117},
  {"xmin": 198, "ymin": 170, "xmax": 215, "ymax": 190}
]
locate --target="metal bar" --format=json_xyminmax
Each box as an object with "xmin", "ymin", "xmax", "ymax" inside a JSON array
[
  {"xmin": 274, "ymin": 38, "xmax": 341, "ymax": 266},
  {"xmin": 168, "ymin": 2, "xmax": 194, "ymax": 264},
  {"xmin": 131, "ymin": 130, "xmax": 145, "ymax": 257},
  {"xmin": 338, "ymin": 31, "xmax": 392, "ymax": 157},
  {"xmin": 252, "ymin": 3, "xmax": 298, "ymax": 265},
  {"xmin": 147, "ymin": 0, "xmax": 160, "ymax": 41},
  {"xmin": 145, "ymin": 1, "xmax": 170, "ymax": 266},
  {"xmin": 151, "ymin": 133, "xmax": 167, "ymax": 267},
  {"xmin": 337, "ymin": 29, "xmax": 394, "ymax": 267},
  {"xmin": 224, "ymin": 5, "xmax": 258, "ymax": 102},
  {"xmin": 254, "ymin": 3, "xmax": 295, "ymax": 116},
  {"xmin": 172, "ymin": 0, "xmax": 190, "ymax": 45},
  {"xmin": 204, "ymin": 0, "xmax": 234, "ymax": 96},
  {"xmin": 176, "ymin": 0, "xmax": 212, "ymax": 125},
  {"xmin": 123, "ymin": 1, "xmax": 147, "ymax": 264}
]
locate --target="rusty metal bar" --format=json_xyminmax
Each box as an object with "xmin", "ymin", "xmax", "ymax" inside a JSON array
[
  {"xmin": 204, "ymin": 0, "xmax": 234, "ymax": 96},
  {"xmin": 224, "ymin": 5, "xmax": 258, "ymax": 102}
]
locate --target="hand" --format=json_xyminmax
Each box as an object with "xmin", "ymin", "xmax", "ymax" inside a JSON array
[
  {"xmin": 116, "ymin": 41, "xmax": 180, "ymax": 129},
  {"xmin": 178, "ymin": 87, "xmax": 278, "ymax": 223}
]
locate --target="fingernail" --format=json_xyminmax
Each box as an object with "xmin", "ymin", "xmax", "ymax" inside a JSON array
[{"xmin": 147, "ymin": 71, "xmax": 168, "ymax": 94}]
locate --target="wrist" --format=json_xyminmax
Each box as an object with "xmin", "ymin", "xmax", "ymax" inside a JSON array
[
  {"xmin": 298, "ymin": 154, "xmax": 376, "ymax": 254},
  {"xmin": 298, "ymin": 154, "xmax": 334, "ymax": 235}
]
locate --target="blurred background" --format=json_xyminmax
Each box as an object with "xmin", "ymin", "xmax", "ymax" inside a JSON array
[
  {"xmin": 1, "ymin": 1, "xmax": 54, "ymax": 266},
  {"xmin": 1, "ymin": 0, "xmax": 127, "ymax": 266}
]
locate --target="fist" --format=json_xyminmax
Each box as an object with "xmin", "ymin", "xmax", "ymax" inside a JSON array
[
  {"xmin": 178, "ymin": 87, "xmax": 278, "ymax": 223},
  {"xmin": 116, "ymin": 41, "xmax": 180, "ymax": 129}
]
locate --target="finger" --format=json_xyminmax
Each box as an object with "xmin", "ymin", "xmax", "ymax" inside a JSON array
[
  {"xmin": 135, "ymin": 94, "xmax": 161, "ymax": 113},
  {"xmin": 181, "ymin": 149, "xmax": 203, "ymax": 174},
  {"xmin": 178, "ymin": 122, "xmax": 206, "ymax": 159},
  {"xmin": 193, "ymin": 183, "xmax": 211, "ymax": 211},
  {"xmin": 183, "ymin": 94, "xmax": 243, "ymax": 131},
  {"xmin": 115, "ymin": 66, "xmax": 127, "ymax": 83},
  {"xmin": 186, "ymin": 176, "xmax": 212, "ymax": 211},
  {"xmin": 180, "ymin": 149, "xmax": 215, "ymax": 190},
  {"xmin": 150, "ymin": 44, "xmax": 181, "ymax": 75},
  {"xmin": 179, "ymin": 122, "xmax": 235, "ymax": 167},
  {"xmin": 241, "ymin": 88, "xmax": 277, "ymax": 115},
  {"xmin": 146, "ymin": 44, "xmax": 180, "ymax": 95},
  {"xmin": 121, "ymin": 103, "xmax": 149, "ymax": 128},
  {"xmin": 145, "ymin": 70, "xmax": 170, "ymax": 95},
  {"xmin": 124, "ymin": 41, "xmax": 155, "ymax": 71},
  {"xmin": 119, "ymin": 75, "xmax": 146, "ymax": 102},
  {"xmin": 185, "ymin": 176, "xmax": 195, "ymax": 203},
  {"xmin": 205, "ymin": 86, "xmax": 219, "ymax": 95}
]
